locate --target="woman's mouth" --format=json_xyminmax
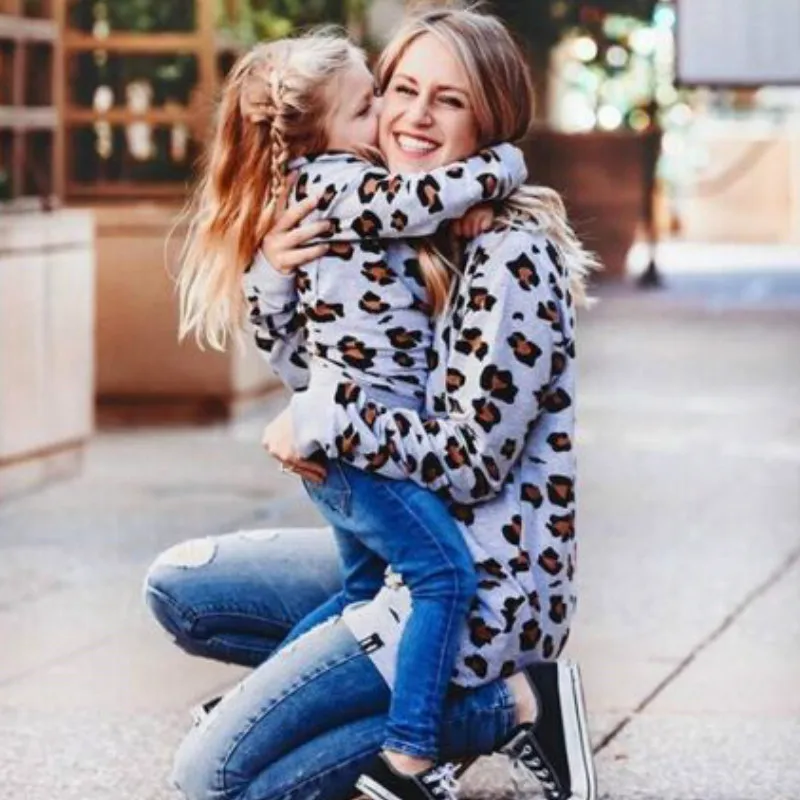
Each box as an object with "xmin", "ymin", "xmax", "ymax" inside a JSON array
[{"xmin": 394, "ymin": 133, "xmax": 439, "ymax": 156}]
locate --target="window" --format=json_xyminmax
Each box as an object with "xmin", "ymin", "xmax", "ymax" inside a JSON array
[{"xmin": 0, "ymin": 0, "xmax": 59, "ymax": 204}]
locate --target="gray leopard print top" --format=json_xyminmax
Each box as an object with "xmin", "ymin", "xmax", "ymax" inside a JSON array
[{"xmin": 247, "ymin": 148, "xmax": 578, "ymax": 688}]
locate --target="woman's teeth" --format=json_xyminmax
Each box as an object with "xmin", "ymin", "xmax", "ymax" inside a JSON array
[{"xmin": 396, "ymin": 134, "xmax": 437, "ymax": 154}]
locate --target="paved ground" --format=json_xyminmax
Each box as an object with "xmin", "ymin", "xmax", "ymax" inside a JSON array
[{"xmin": 1, "ymin": 254, "xmax": 799, "ymax": 799}]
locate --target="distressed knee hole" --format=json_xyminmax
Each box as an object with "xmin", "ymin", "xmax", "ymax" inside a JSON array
[{"xmin": 153, "ymin": 538, "xmax": 217, "ymax": 569}]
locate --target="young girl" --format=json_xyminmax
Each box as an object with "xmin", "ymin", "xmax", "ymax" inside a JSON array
[{"xmin": 177, "ymin": 31, "xmax": 527, "ymax": 800}]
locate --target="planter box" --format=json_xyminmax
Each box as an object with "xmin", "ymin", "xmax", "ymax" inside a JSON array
[
  {"xmin": 523, "ymin": 129, "xmax": 659, "ymax": 279},
  {"xmin": 93, "ymin": 204, "xmax": 280, "ymax": 425},
  {"xmin": 680, "ymin": 123, "xmax": 800, "ymax": 244},
  {"xmin": 0, "ymin": 210, "xmax": 95, "ymax": 499}
]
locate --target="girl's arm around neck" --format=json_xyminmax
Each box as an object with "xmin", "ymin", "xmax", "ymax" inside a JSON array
[{"xmin": 297, "ymin": 143, "xmax": 527, "ymax": 243}]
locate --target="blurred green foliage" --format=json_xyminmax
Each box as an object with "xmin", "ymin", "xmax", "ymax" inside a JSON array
[
  {"xmin": 67, "ymin": 0, "xmax": 353, "ymax": 37},
  {"xmin": 64, "ymin": 0, "xmax": 360, "ymax": 188},
  {"xmin": 490, "ymin": 0, "xmax": 657, "ymax": 62},
  {"xmin": 67, "ymin": 0, "xmax": 197, "ymax": 32},
  {"xmin": 66, "ymin": 0, "xmax": 356, "ymax": 109},
  {"xmin": 219, "ymin": 0, "xmax": 351, "ymax": 43}
]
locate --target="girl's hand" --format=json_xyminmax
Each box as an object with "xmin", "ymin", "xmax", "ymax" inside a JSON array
[
  {"xmin": 262, "ymin": 407, "xmax": 327, "ymax": 483},
  {"xmin": 453, "ymin": 203, "xmax": 495, "ymax": 240},
  {"xmin": 258, "ymin": 181, "xmax": 332, "ymax": 274}
]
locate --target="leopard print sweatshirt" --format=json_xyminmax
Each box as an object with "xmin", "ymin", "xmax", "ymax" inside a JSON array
[
  {"xmin": 288, "ymin": 224, "xmax": 579, "ymax": 689},
  {"xmin": 244, "ymin": 145, "xmax": 527, "ymax": 413}
]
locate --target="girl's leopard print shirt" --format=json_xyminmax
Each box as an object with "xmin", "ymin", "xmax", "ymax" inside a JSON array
[{"xmin": 244, "ymin": 145, "xmax": 527, "ymax": 412}]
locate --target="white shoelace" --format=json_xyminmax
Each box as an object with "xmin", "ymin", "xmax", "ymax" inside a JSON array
[
  {"xmin": 423, "ymin": 762, "xmax": 461, "ymax": 800},
  {"xmin": 509, "ymin": 748, "xmax": 560, "ymax": 799}
]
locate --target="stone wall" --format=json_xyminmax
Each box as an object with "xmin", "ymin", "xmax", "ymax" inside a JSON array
[{"xmin": 0, "ymin": 210, "xmax": 95, "ymax": 498}]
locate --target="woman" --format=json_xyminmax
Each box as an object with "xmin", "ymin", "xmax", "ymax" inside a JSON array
[{"xmin": 145, "ymin": 9, "xmax": 597, "ymax": 800}]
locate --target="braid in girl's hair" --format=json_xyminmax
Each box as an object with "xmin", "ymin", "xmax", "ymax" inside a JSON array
[
  {"xmin": 265, "ymin": 122, "xmax": 291, "ymax": 225},
  {"xmin": 177, "ymin": 32, "xmax": 363, "ymax": 350},
  {"xmin": 245, "ymin": 56, "xmax": 292, "ymax": 228}
]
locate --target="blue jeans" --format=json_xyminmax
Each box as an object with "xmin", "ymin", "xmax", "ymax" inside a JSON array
[
  {"xmin": 292, "ymin": 461, "xmax": 477, "ymax": 759},
  {"xmin": 144, "ymin": 528, "xmax": 516, "ymax": 800}
]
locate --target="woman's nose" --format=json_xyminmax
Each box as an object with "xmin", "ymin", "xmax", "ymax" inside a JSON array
[{"xmin": 405, "ymin": 94, "xmax": 433, "ymax": 126}]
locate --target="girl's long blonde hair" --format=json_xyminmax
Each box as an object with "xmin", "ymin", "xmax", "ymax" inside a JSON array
[
  {"xmin": 178, "ymin": 32, "xmax": 365, "ymax": 349},
  {"xmin": 377, "ymin": 7, "xmax": 599, "ymax": 309}
]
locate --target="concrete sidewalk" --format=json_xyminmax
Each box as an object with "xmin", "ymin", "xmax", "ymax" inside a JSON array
[{"xmin": 1, "ymin": 265, "xmax": 799, "ymax": 800}]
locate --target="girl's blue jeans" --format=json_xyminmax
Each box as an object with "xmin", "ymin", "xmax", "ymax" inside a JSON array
[
  {"xmin": 144, "ymin": 527, "xmax": 516, "ymax": 800},
  {"xmin": 291, "ymin": 460, "xmax": 478, "ymax": 760}
]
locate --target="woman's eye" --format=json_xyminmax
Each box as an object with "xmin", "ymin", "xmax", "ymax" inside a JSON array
[
  {"xmin": 440, "ymin": 96, "xmax": 464, "ymax": 109},
  {"xmin": 395, "ymin": 84, "xmax": 416, "ymax": 96}
]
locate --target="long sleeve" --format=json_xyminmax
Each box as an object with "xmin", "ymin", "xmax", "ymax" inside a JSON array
[
  {"xmin": 243, "ymin": 250, "xmax": 309, "ymax": 391},
  {"xmin": 290, "ymin": 229, "xmax": 572, "ymax": 504},
  {"xmin": 297, "ymin": 143, "xmax": 527, "ymax": 242}
]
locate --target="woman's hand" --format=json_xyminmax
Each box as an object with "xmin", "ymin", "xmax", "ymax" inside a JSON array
[
  {"xmin": 258, "ymin": 181, "xmax": 332, "ymax": 274},
  {"xmin": 453, "ymin": 203, "xmax": 495, "ymax": 240},
  {"xmin": 262, "ymin": 407, "xmax": 327, "ymax": 483}
]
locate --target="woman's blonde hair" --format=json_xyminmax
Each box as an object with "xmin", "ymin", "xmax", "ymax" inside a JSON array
[
  {"xmin": 178, "ymin": 31, "xmax": 365, "ymax": 349},
  {"xmin": 377, "ymin": 7, "xmax": 599, "ymax": 309}
]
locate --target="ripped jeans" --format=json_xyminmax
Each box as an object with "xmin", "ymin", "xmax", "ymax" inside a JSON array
[
  {"xmin": 290, "ymin": 461, "xmax": 478, "ymax": 760},
  {"xmin": 144, "ymin": 528, "xmax": 517, "ymax": 800}
]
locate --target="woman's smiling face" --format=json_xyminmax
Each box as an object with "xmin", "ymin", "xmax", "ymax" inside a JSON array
[{"xmin": 378, "ymin": 33, "xmax": 480, "ymax": 173}]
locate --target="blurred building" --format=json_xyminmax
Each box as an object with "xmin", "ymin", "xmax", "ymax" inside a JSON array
[
  {"xmin": 546, "ymin": 3, "xmax": 800, "ymax": 245},
  {"xmin": 0, "ymin": 0, "xmax": 279, "ymax": 497}
]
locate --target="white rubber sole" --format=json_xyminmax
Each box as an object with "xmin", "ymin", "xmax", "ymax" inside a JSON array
[
  {"xmin": 558, "ymin": 660, "xmax": 598, "ymax": 800},
  {"xmin": 355, "ymin": 774, "xmax": 402, "ymax": 800}
]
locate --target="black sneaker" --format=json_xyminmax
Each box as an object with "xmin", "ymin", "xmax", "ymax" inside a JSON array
[
  {"xmin": 500, "ymin": 660, "xmax": 597, "ymax": 800},
  {"xmin": 355, "ymin": 753, "xmax": 461, "ymax": 800}
]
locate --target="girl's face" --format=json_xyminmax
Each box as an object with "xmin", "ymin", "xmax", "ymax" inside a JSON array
[
  {"xmin": 379, "ymin": 33, "xmax": 480, "ymax": 173},
  {"xmin": 325, "ymin": 60, "xmax": 380, "ymax": 152}
]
